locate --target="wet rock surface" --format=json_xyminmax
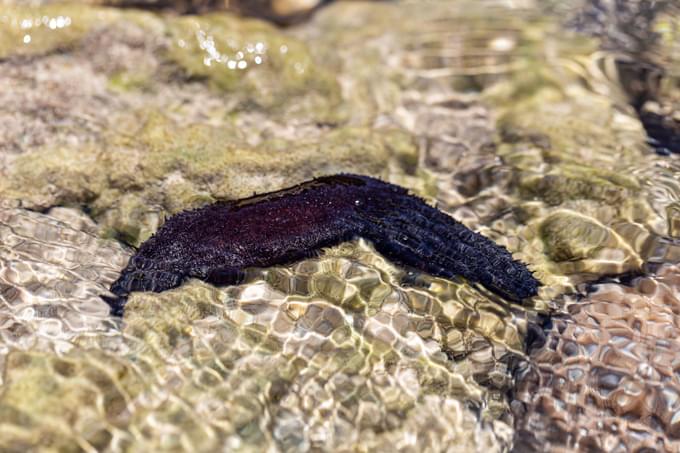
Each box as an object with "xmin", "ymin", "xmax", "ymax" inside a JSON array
[
  {"xmin": 0, "ymin": 0, "xmax": 679, "ymax": 451},
  {"xmin": 512, "ymin": 265, "xmax": 680, "ymax": 452},
  {"xmin": 0, "ymin": 208, "xmax": 130, "ymax": 392},
  {"xmin": 0, "ymin": 0, "xmax": 330, "ymax": 25},
  {"xmin": 0, "ymin": 207, "xmax": 520, "ymax": 451}
]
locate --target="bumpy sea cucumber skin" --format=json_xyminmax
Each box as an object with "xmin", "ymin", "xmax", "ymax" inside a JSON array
[{"xmin": 105, "ymin": 174, "xmax": 539, "ymax": 315}]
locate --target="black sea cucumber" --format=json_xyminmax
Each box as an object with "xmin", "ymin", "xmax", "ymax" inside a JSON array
[{"xmin": 104, "ymin": 174, "xmax": 539, "ymax": 316}]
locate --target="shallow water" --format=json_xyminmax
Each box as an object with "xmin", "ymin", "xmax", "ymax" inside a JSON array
[{"xmin": 0, "ymin": 0, "xmax": 679, "ymax": 451}]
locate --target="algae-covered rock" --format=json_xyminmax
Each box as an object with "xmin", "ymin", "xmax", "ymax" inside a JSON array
[
  {"xmin": 519, "ymin": 164, "xmax": 639, "ymax": 206},
  {"xmin": 0, "ymin": 204, "xmax": 518, "ymax": 451},
  {"xmin": 539, "ymin": 210, "xmax": 642, "ymax": 275},
  {"xmin": 2, "ymin": 0, "xmax": 680, "ymax": 450},
  {"xmin": 165, "ymin": 13, "xmax": 342, "ymax": 117},
  {"xmin": 112, "ymin": 239, "xmax": 517, "ymax": 451},
  {"xmin": 0, "ymin": 2, "xmax": 415, "ymax": 247},
  {"xmin": 513, "ymin": 265, "xmax": 680, "ymax": 452},
  {"xmin": 0, "ymin": 349, "xmax": 145, "ymax": 452},
  {"xmin": 0, "ymin": 5, "xmax": 116, "ymax": 59},
  {"xmin": 2, "ymin": 112, "xmax": 418, "ymax": 245}
]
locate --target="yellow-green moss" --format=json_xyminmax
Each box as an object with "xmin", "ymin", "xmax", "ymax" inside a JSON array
[
  {"xmin": 519, "ymin": 164, "xmax": 639, "ymax": 205},
  {"xmin": 108, "ymin": 70, "xmax": 154, "ymax": 92},
  {"xmin": 1, "ymin": 111, "xmax": 418, "ymax": 246},
  {"xmin": 165, "ymin": 13, "xmax": 342, "ymax": 115},
  {"xmin": 539, "ymin": 210, "xmax": 642, "ymax": 274},
  {"xmin": 540, "ymin": 211, "xmax": 610, "ymax": 262},
  {"xmin": 0, "ymin": 5, "xmax": 119, "ymax": 59},
  {"xmin": 0, "ymin": 350, "xmax": 145, "ymax": 452}
]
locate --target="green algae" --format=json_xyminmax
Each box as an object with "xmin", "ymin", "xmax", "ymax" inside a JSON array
[
  {"xmin": 473, "ymin": 13, "xmax": 668, "ymax": 290},
  {"xmin": 108, "ymin": 70, "xmax": 155, "ymax": 92},
  {"xmin": 0, "ymin": 5, "xmax": 113, "ymax": 59},
  {"xmin": 1, "ymin": 1, "xmax": 679, "ymax": 450},
  {"xmin": 519, "ymin": 164, "xmax": 640, "ymax": 205},
  {"xmin": 165, "ymin": 13, "xmax": 342, "ymax": 117},
  {"xmin": 0, "ymin": 350, "xmax": 145, "ymax": 452},
  {"xmin": 1, "ymin": 111, "xmax": 418, "ymax": 245},
  {"xmin": 539, "ymin": 210, "xmax": 641, "ymax": 269},
  {"xmin": 107, "ymin": 243, "xmax": 508, "ymax": 450}
]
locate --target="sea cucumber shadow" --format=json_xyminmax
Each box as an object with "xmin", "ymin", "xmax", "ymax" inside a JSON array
[{"xmin": 104, "ymin": 174, "xmax": 539, "ymax": 316}]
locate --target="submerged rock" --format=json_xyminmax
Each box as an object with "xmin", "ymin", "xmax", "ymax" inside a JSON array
[
  {"xmin": 0, "ymin": 208, "xmax": 130, "ymax": 340},
  {"xmin": 539, "ymin": 210, "xmax": 642, "ymax": 275},
  {"xmin": 518, "ymin": 165, "xmax": 639, "ymax": 206},
  {"xmin": 0, "ymin": 0, "xmax": 679, "ymax": 450},
  {"xmin": 0, "ymin": 207, "xmax": 519, "ymax": 451},
  {"xmin": 0, "ymin": 349, "xmax": 145, "ymax": 452},
  {"xmin": 476, "ymin": 17, "xmax": 676, "ymax": 297},
  {"xmin": 116, "ymin": 259, "xmax": 517, "ymax": 451},
  {"xmin": 513, "ymin": 265, "xmax": 680, "ymax": 452}
]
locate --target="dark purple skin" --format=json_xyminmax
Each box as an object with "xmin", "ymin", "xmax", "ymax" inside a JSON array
[{"xmin": 104, "ymin": 174, "xmax": 539, "ymax": 316}]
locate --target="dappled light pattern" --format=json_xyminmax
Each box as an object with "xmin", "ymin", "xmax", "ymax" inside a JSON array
[
  {"xmin": 0, "ymin": 206, "xmax": 522, "ymax": 450},
  {"xmin": 1, "ymin": 0, "xmax": 680, "ymax": 450},
  {"xmin": 513, "ymin": 265, "xmax": 680, "ymax": 452},
  {"xmin": 0, "ymin": 209, "xmax": 130, "ymax": 364}
]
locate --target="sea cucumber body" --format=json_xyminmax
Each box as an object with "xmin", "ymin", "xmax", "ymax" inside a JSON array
[{"xmin": 106, "ymin": 174, "xmax": 538, "ymax": 315}]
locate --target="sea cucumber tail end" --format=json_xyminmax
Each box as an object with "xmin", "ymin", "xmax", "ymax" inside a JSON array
[{"xmin": 101, "ymin": 293, "xmax": 127, "ymax": 317}]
